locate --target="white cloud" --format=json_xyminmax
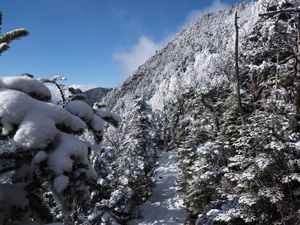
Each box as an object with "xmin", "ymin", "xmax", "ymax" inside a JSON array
[
  {"xmin": 113, "ymin": 0, "xmax": 229, "ymax": 77},
  {"xmin": 69, "ymin": 84, "xmax": 98, "ymax": 91},
  {"xmin": 113, "ymin": 35, "xmax": 164, "ymax": 76},
  {"xmin": 184, "ymin": 0, "xmax": 229, "ymax": 26}
]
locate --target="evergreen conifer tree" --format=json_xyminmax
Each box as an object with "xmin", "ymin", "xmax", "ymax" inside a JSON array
[
  {"xmin": 0, "ymin": 76, "xmax": 121, "ymax": 224},
  {"xmin": 108, "ymin": 95, "xmax": 159, "ymax": 221},
  {"xmin": 175, "ymin": 1, "xmax": 300, "ymax": 224}
]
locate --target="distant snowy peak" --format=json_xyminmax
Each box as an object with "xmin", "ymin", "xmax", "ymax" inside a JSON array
[{"xmin": 103, "ymin": 0, "xmax": 273, "ymax": 115}]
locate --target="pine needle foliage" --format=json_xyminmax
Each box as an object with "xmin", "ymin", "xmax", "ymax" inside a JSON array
[{"xmin": 0, "ymin": 11, "xmax": 29, "ymax": 55}]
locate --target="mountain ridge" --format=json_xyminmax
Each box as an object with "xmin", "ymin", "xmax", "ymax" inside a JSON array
[{"xmin": 102, "ymin": 0, "xmax": 264, "ymax": 116}]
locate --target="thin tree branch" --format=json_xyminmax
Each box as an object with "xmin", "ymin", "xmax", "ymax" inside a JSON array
[
  {"xmin": 279, "ymin": 54, "xmax": 297, "ymax": 64},
  {"xmin": 293, "ymin": 12, "xmax": 300, "ymax": 114},
  {"xmin": 38, "ymin": 76, "xmax": 67, "ymax": 106}
]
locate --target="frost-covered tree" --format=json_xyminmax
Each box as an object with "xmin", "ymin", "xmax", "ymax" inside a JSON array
[
  {"xmin": 106, "ymin": 95, "xmax": 159, "ymax": 221},
  {"xmin": 171, "ymin": 87, "xmax": 222, "ymax": 214},
  {"xmin": 169, "ymin": 87, "xmax": 218, "ymax": 148},
  {"xmin": 176, "ymin": 1, "xmax": 300, "ymax": 224},
  {"xmin": 120, "ymin": 95, "xmax": 158, "ymax": 175},
  {"xmin": 0, "ymin": 76, "xmax": 120, "ymax": 224}
]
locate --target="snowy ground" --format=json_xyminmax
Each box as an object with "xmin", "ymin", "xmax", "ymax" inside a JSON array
[{"xmin": 127, "ymin": 148, "xmax": 189, "ymax": 225}]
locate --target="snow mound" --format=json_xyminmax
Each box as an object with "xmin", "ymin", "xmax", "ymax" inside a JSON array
[
  {"xmin": 0, "ymin": 88, "xmax": 86, "ymax": 149},
  {"xmin": 53, "ymin": 175, "xmax": 69, "ymax": 193},
  {"xmin": 65, "ymin": 100, "xmax": 94, "ymax": 122},
  {"xmin": 0, "ymin": 76, "xmax": 51, "ymax": 101},
  {"xmin": 47, "ymin": 132, "xmax": 93, "ymax": 176}
]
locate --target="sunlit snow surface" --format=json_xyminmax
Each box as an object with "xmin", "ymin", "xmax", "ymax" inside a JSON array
[{"xmin": 127, "ymin": 149, "xmax": 188, "ymax": 225}]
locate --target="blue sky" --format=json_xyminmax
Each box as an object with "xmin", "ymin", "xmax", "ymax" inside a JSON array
[{"xmin": 1, "ymin": 0, "xmax": 253, "ymax": 90}]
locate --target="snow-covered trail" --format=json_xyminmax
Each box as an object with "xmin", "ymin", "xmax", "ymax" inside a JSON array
[{"xmin": 127, "ymin": 149, "xmax": 189, "ymax": 225}]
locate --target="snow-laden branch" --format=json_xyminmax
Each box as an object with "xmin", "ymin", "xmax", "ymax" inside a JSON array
[
  {"xmin": 0, "ymin": 28, "xmax": 29, "ymax": 44},
  {"xmin": 0, "ymin": 76, "xmax": 51, "ymax": 101}
]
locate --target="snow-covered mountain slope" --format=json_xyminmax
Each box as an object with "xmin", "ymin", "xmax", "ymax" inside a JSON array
[
  {"xmin": 100, "ymin": 0, "xmax": 300, "ymax": 223},
  {"xmin": 103, "ymin": 0, "xmax": 266, "ymax": 115}
]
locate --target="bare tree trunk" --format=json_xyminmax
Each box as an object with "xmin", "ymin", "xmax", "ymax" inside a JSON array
[
  {"xmin": 297, "ymin": 14, "xmax": 300, "ymax": 77},
  {"xmin": 199, "ymin": 93, "xmax": 219, "ymax": 136},
  {"xmin": 293, "ymin": 13, "xmax": 300, "ymax": 114},
  {"xmin": 235, "ymin": 11, "xmax": 246, "ymax": 125}
]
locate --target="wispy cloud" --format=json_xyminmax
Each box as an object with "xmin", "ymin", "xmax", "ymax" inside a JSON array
[
  {"xmin": 114, "ymin": 0, "xmax": 229, "ymax": 77},
  {"xmin": 113, "ymin": 35, "xmax": 164, "ymax": 76},
  {"xmin": 184, "ymin": 0, "xmax": 228, "ymax": 26}
]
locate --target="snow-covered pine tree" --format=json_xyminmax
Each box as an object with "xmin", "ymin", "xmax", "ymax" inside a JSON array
[
  {"xmin": 0, "ymin": 76, "xmax": 121, "ymax": 224},
  {"xmin": 121, "ymin": 95, "xmax": 158, "ymax": 176},
  {"xmin": 107, "ymin": 95, "xmax": 159, "ymax": 221},
  {"xmin": 171, "ymin": 87, "xmax": 222, "ymax": 216}
]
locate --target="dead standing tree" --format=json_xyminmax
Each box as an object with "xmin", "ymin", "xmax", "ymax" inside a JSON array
[
  {"xmin": 259, "ymin": 7, "xmax": 300, "ymax": 117},
  {"xmin": 235, "ymin": 11, "xmax": 246, "ymax": 125}
]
